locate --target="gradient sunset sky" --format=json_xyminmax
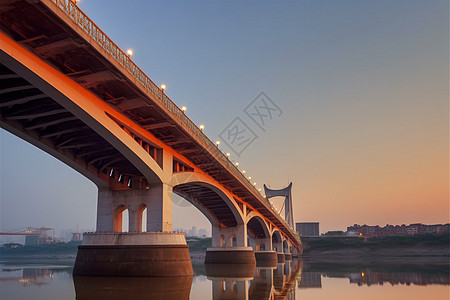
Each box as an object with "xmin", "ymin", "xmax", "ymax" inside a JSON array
[{"xmin": 1, "ymin": 0, "xmax": 448, "ymax": 236}]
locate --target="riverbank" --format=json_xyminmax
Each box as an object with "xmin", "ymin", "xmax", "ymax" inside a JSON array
[
  {"xmin": 301, "ymin": 234, "xmax": 449, "ymax": 258},
  {"xmin": 0, "ymin": 241, "xmax": 81, "ymax": 259},
  {"xmin": 1, "ymin": 235, "xmax": 448, "ymax": 260}
]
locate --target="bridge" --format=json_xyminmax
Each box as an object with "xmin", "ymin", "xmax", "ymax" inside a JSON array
[{"xmin": 0, "ymin": 0, "xmax": 302, "ymax": 276}]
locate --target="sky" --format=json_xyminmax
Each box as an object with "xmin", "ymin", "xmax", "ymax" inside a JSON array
[{"xmin": 0, "ymin": 0, "xmax": 448, "ymax": 238}]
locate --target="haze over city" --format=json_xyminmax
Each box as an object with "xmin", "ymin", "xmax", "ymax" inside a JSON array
[{"xmin": 0, "ymin": 0, "xmax": 448, "ymax": 237}]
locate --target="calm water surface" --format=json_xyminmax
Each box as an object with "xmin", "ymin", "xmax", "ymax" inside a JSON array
[{"xmin": 0, "ymin": 257, "xmax": 448, "ymax": 299}]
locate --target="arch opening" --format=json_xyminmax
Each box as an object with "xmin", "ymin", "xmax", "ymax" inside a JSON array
[
  {"xmin": 283, "ymin": 240, "xmax": 289, "ymax": 253},
  {"xmin": 231, "ymin": 234, "xmax": 237, "ymax": 247},
  {"xmin": 272, "ymin": 230, "xmax": 282, "ymax": 252},
  {"xmin": 136, "ymin": 204, "xmax": 147, "ymax": 232},
  {"xmin": 247, "ymin": 215, "xmax": 270, "ymax": 251},
  {"xmin": 173, "ymin": 182, "xmax": 242, "ymax": 227},
  {"xmin": 113, "ymin": 205, "xmax": 129, "ymax": 232}
]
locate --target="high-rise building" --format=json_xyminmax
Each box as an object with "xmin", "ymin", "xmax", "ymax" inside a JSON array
[{"xmin": 296, "ymin": 222, "xmax": 319, "ymax": 237}]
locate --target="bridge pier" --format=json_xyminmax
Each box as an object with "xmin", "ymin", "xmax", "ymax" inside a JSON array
[
  {"xmin": 75, "ymin": 187, "xmax": 193, "ymax": 277},
  {"xmin": 96, "ymin": 186, "xmax": 172, "ymax": 233},
  {"xmin": 205, "ymin": 225, "xmax": 256, "ymax": 266},
  {"xmin": 277, "ymin": 252, "xmax": 286, "ymax": 263},
  {"xmin": 73, "ymin": 232, "xmax": 192, "ymax": 276},
  {"xmin": 249, "ymin": 237, "xmax": 277, "ymax": 267}
]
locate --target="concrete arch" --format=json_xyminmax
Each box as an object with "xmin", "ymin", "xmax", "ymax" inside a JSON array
[
  {"xmin": 171, "ymin": 172, "xmax": 245, "ymax": 227},
  {"xmin": 0, "ymin": 46, "xmax": 165, "ymax": 188}
]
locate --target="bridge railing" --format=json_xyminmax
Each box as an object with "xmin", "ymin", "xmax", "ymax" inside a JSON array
[{"xmin": 49, "ymin": 0, "xmax": 296, "ymax": 240}]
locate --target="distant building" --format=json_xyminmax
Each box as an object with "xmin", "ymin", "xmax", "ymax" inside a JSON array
[
  {"xmin": 187, "ymin": 226, "xmax": 197, "ymax": 237},
  {"xmin": 296, "ymin": 222, "xmax": 319, "ymax": 237},
  {"xmin": 346, "ymin": 223, "xmax": 449, "ymax": 237}
]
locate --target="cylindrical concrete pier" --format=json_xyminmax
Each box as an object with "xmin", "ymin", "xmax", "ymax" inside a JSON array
[
  {"xmin": 205, "ymin": 247, "xmax": 256, "ymax": 265},
  {"xmin": 73, "ymin": 232, "xmax": 193, "ymax": 277},
  {"xmin": 285, "ymin": 253, "xmax": 292, "ymax": 261},
  {"xmin": 277, "ymin": 252, "xmax": 285, "ymax": 263},
  {"xmin": 255, "ymin": 251, "xmax": 278, "ymax": 268}
]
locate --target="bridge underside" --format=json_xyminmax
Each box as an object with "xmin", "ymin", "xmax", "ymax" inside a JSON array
[
  {"xmin": 174, "ymin": 183, "xmax": 237, "ymax": 227},
  {"xmin": 0, "ymin": 63, "xmax": 146, "ymax": 190},
  {"xmin": 247, "ymin": 217, "xmax": 267, "ymax": 239}
]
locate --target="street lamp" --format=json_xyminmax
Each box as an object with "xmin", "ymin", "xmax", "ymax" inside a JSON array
[
  {"xmin": 160, "ymin": 84, "xmax": 166, "ymax": 101},
  {"xmin": 126, "ymin": 49, "xmax": 133, "ymax": 56},
  {"xmin": 226, "ymin": 152, "xmax": 230, "ymax": 157},
  {"xmin": 199, "ymin": 124, "xmax": 205, "ymax": 131},
  {"xmin": 215, "ymin": 140, "xmax": 220, "ymax": 146},
  {"xmin": 181, "ymin": 106, "xmax": 187, "ymax": 112}
]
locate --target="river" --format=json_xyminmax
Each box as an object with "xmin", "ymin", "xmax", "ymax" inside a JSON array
[{"xmin": 0, "ymin": 257, "xmax": 448, "ymax": 299}]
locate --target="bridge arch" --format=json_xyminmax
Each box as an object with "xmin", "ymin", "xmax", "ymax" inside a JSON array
[
  {"xmin": 272, "ymin": 230, "xmax": 283, "ymax": 252},
  {"xmin": 171, "ymin": 172, "xmax": 245, "ymax": 227},
  {"xmin": 246, "ymin": 213, "xmax": 271, "ymax": 251},
  {"xmin": 283, "ymin": 240, "xmax": 289, "ymax": 254}
]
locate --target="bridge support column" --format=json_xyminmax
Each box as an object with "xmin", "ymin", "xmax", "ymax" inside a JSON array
[
  {"xmin": 250, "ymin": 237, "xmax": 277, "ymax": 267},
  {"xmin": 75, "ymin": 186, "xmax": 191, "ymax": 277},
  {"xmin": 206, "ymin": 225, "xmax": 256, "ymax": 267},
  {"xmin": 96, "ymin": 185, "xmax": 172, "ymax": 233}
]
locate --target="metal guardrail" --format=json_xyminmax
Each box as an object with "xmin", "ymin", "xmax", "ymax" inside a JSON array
[{"xmin": 49, "ymin": 0, "xmax": 297, "ymax": 243}]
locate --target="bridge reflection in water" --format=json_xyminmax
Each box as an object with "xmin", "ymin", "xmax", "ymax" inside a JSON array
[{"xmin": 73, "ymin": 259, "xmax": 303, "ymax": 300}]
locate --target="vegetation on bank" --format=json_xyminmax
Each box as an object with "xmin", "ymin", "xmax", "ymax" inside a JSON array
[
  {"xmin": 301, "ymin": 234, "xmax": 449, "ymax": 254},
  {"xmin": 1, "ymin": 234, "xmax": 447, "ymax": 258},
  {"xmin": 0, "ymin": 241, "xmax": 81, "ymax": 257}
]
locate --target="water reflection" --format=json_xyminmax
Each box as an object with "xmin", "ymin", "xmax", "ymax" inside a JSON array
[
  {"xmin": 1, "ymin": 257, "xmax": 448, "ymax": 299},
  {"xmin": 0, "ymin": 264, "xmax": 72, "ymax": 287},
  {"xmin": 73, "ymin": 276, "xmax": 193, "ymax": 300},
  {"xmin": 205, "ymin": 259, "xmax": 302, "ymax": 300},
  {"xmin": 299, "ymin": 259, "xmax": 450, "ymax": 288}
]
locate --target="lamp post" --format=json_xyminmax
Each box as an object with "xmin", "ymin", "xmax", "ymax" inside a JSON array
[{"xmin": 160, "ymin": 84, "xmax": 166, "ymax": 101}]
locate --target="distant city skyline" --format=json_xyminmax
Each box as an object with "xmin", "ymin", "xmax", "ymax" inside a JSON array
[{"xmin": 1, "ymin": 0, "xmax": 448, "ymax": 234}]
